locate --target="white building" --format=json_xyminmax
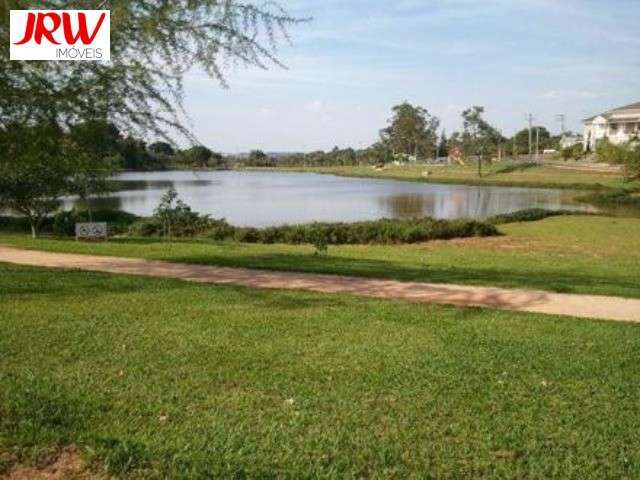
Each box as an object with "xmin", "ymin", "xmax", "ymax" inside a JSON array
[{"xmin": 583, "ymin": 102, "xmax": 640, "ymax": 151}]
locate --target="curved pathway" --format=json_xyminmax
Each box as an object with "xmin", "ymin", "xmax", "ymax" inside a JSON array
[{"xmin": 1, "ymin": 246, "xmax": 639, "ymax": 323}]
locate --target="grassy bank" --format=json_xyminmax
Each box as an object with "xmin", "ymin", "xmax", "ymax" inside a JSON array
[
  {"xmin": 250, "ymin": 163, "xmax": 632, "ymax": 190},
  {"xmin": 1, "ymin": 215, "xmax": 639, "ymax": 298},
  {"xmin": 2, "ymin": 263, "xmax": 640, "ymax": 478}
]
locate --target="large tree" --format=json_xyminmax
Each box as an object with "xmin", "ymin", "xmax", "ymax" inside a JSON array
[
  {"xmin": 380, "ymin": 103, "xmax": 440, "ymax": 160},
  {"xmin": 0, "ymin": 1, "xmax": 303, "ymax": 234},
  {"xmin": 0, "ymin": 1, "xmax": 303, "ymax": 138},
  {"xmin": 460, "ymin": 106, "xmax": 503, "ymax": 177},
  {"xmin": 513, "ymin": 126, "xmax": 552, "ymax": 157},
  {"xmin": 180, "ymin": 145, "xmax": 213, "ymax": 167},
  {"xmin": 0, "ymin": 123, "xmax": 72, "ymax": 237}
]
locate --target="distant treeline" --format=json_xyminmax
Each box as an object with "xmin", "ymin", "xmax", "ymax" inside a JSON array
[
  {"xmin": 235, "ymin": 102, "xmax": 571, "ymax": 168},
  {"xmin": 107, "ymin": 128, "xmax": 227, "ymax": 171}
]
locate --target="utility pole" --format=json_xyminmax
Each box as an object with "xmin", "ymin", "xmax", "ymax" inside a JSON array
[
  {"xmin": 555, "ymin": 114, "xmax": 566, "ymax": 136},
  {"xmin": 535, "ymin": 127, "xmax": 540, "ymax": 163},
  {"xmin": 525, "ymin": 113, "xmax": 535, "ymax": 161}
]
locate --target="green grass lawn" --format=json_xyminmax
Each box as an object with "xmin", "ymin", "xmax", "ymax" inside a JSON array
[
  {"xmin": 1, "ymin": 263, "xmax": 640, "ymax": 478},
  {"xmin": 2, "ymin": 216, "xmax": 639, "ymax": 298},
  {"xmin": 260, "ymin": 163, "xmax": 632, "ymax": 190}
]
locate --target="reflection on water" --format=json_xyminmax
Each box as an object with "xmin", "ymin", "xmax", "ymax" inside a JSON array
[{"xmin": 63, "ymin": 170, "xmax": 597, "ymax": 227}]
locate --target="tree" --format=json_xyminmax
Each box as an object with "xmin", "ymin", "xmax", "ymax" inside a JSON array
[
  {"xmin": 248, "ymin": 150, "xmax": 275, "ymax": 167},
  {"xmin": 209, "ymin": 152, "xmax": 225, "ymax": 168},
  {"xmin": 1, "ymin": 2, "xmax": 303, "ymax": 140},
  {"xmin": 380, "ymin": 103, "xmax": 440, "ymax": 160},
  {"xmin": 119, "ymin": 137, "xmax": 154, "ymax": 170},
  {"xmin": 438, "ymin": 131, "xmax": 449, "ymax": 159},
  {"xmin": 66, "ymin": 121, "xmax": 121, "ymax": 220},
  {"xmin": 0, "ymin": 124, "xmax": 71, "ymax": 238},
  {"xmin": 460, "ymin": 107, "xmax": 503, "ymax": 177},
  {"xmin": 597, "ymin": 139, "xmax": 640, "ymax": 181},
  {"xmin": 181, "ymin": 145, "xmax": 213, "ymax": 167},
  {"xmin": 149, "ymin": 142, "xmax": 176, "ymax": 158},
  {"xmin": 513, "ymin": 126, "xmax": 552, "ymax": 157},
  {"xmin": 0, "ymin": 1, "xmax": 303, "ymax": 228}
]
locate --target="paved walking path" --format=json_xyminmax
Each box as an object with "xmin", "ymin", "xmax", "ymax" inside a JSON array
[{"xmin": 1, "ymin": 245, "xmax": 639, "ymax": 323}]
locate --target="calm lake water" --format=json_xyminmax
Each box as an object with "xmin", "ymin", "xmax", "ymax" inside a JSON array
[{"xmin": 67, "ymin": 170, "xmax": 596, "ymax": 227}]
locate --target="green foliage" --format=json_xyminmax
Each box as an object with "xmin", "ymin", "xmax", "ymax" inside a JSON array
[
  {"xmin": 560, "ymin": 143, "xmax": 583, "ymax": 161},
  {"xmin": 148, "ymin": 142, "xmax": 175, "ymax": 157},
  {"xmin": 0, "ymin": 123, "xmax": 70, "ymax": 237},
  {"xmin": 488, "ymin": 208, "xmax": 579, "ymax": 225},
  {"xmin": 380, "ymin": 102, "xmax": 440, "ymax": 160},
  {"xmin": 131, "ymin": 216, "xmax": 498, "ymax": 245},
  {"xmin": 53, "ymin": 209, "xmax": 139, "ymax": 236},
  {"xmin": 577, "ymin": 188, "xmax": 640, "ymax": 216},
  {"xmin": 246, "ymin": 150, "xmax": 276, "ymax": 167},
  {"xmin": 179, "ymin": 146, "xmax": 214, "ymax": 168},
  {"xmin": 513, "ymin": 126, "xmax": 552, "ymax": 154},
  {"xmin": 0, "ymin": 1, "xmax": 302, "ymax": 141},
  {"xmin": 597, "ymin": 138, "xmax": 640, "ymax": 181},
  {"xmin": 151, "ymin": 188, "xmax": 213, "ymax": 239},
  {"xmin": 458, "ymin": 106, "xmax": 504, "ymax": 176}
]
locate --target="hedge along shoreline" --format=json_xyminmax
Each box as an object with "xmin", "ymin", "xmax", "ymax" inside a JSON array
[
  {"xmin": 128, "ymin": 216, "xmax": 499, "ymax": 245},
  {"xmin": 3, "ymin": 207, "xmax": 603, "ymax": 246}
]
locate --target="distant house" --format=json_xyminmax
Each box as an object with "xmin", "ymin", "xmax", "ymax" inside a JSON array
[{"xmin": 583, "ymin": 102, "xmax": 640, "ymax": 151}]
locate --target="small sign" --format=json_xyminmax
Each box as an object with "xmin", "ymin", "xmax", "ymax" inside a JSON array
[{"xmin": 75, "ymin": 222, "xmax": 108, "ymax": 241}]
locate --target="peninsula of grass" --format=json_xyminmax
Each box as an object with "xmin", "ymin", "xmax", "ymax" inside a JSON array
[
  {"xmin": 250, "ymin": 163, "xmax": 632, "ymax": 191},
  {"xmin": 1, "ymin": 215, "xmax": 639, "ymax": 299},
  {"xmin": 1, "ymin": 263, "xmax": 640, "ymax": 478}
]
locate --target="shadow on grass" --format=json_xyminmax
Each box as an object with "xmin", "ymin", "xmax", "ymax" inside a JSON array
[
  {"xmin": 161, "ymin": 252, "xmax": 639, "ymax": 298},
  {"xmin": 491, "ymin": 162, "xmax": 538, "ymax": 175}
]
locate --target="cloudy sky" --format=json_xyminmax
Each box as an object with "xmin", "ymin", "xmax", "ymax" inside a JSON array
[{"xmin": 181, "ymin": 0, "xmax": 640, "ymax": 152}]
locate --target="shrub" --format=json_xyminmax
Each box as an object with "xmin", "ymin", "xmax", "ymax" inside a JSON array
[
  {"xmin": 128, "ymin": 218, "xmax": 164, "ymax": 237},
  {"xmin": 236, "ymin": 218, "xmax": 498, "ymax": 245},
  {"xmin": 233, "ymin": 227, "xmax": 261, "ymax": 243},
  {"xmin": 128, "ymin": 216, "xmax": 498, "ymax": 245},
  {"xmin": 488, "ymin": 209, "xmax": 577, "ymax": 225},
  {"xmin": 53, "ymin": 208, "xmax": 139, "ymax": 236},
  {"xmin": 560, "ymin": 144, "xmax": 583, "ymax": 161},
  {"xmin": 596, "ymin": 138, "xmax": 640, "ymax": 181}
]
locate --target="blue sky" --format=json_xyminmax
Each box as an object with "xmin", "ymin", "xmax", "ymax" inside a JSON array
[{"xmin": 181, "ymin": 0, "xmax": 640, "ymax": 152}]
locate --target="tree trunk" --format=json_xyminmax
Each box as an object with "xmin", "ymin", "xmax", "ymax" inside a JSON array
[
  {"xmin": 87, "ymin": 198, "xmax": 93, "ymax": 223},
  {"xmin": 29, "ymin": 220, "xmax": 37, "ymax": 239}
]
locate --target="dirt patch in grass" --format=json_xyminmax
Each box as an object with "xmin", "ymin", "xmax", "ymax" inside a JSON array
[{"xmin": 3, "ymin": 447, "xmax": 100, "ymax": 480}]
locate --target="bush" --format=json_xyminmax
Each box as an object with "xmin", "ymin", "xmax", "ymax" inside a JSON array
[
  {"xmin": 128, "ymin": 216, "xmax": 498, "ymax": 245},
  {"xmin": 487, "ymin": 208, "xmax": 578, "ymax": 225},
  {"xmin": 53, "ymin": 208, "xmax": 139, "ymax": 236},
  {"xmin": 128, "ymin": 218, "xmax": 163, "ymax": 237},
  {"xmin": 596, "ymin": 138, "xmax": 640, "ymax": 181},
  {"xmin": 560, "ymin": 144, "xmax": 583, "ymax": 161}
]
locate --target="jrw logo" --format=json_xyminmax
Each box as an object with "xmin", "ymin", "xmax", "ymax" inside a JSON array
[{"xmin": 10, "ymin": 10, "xmax": 110, "ymax": 61}]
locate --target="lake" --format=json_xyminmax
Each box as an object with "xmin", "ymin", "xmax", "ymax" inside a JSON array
[{"xmin": 67, "ymin": 170, "xmax": 596, "ymax": 227}]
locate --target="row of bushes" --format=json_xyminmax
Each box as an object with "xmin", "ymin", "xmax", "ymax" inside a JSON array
[
  {"xmin": 127, "ymin": 216, "xmax": 499, "ymax": 245},
  {"xmin": 0, "ymin": 209, "xmax": 139, "ymax": 236},
  {"xmin": 487, "ymin": 208, "xmax": 580, "ymax": 225}
]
